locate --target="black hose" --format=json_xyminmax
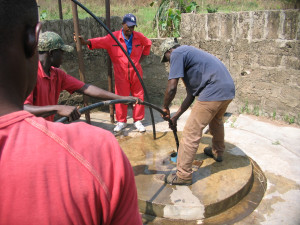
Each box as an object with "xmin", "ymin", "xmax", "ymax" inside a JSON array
[
  {"xmin": 71, "ymin": 0, "xmax": 157, "ymax": 139},
  {"xmin": 55, "ymin": 99, "xmax": 136, "ymax": 123},
  {"xmin": 55, "ymin": 99, "xmax": 179, "ymax": 151},
  {"xmin": 141, "ymin": 101, "xmax": 179, "ymax": 151}
]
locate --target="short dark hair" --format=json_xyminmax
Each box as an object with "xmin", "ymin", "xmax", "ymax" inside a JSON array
[
  {"xmin": 172, "ymin": 44, "xmax": 180, "ymax": 50},
  {"xmin": 0, "ymin": 0, "xmax": 38, "ymax": 46}
]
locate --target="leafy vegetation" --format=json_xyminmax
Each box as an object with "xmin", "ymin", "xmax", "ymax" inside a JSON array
[
  {"xmin": 284, "ymin": 114, "xmax": 295, "ymax": 124},
  {"xmin": 38, "ymin": 0, "xmax": 298, "ymax": 38},
  {"xmin": 252, "ymin": 105, "xmax": 260, "ymax": 116},
  {"xmin": 272, "ymin": 110, "xmax": 277, "ymax": 120},
  {"xmin": 206, "ymin": 4, "xmax": 218, "ymax": 13},
  {"xmin": 150, "ymin": 0, "xmax": 200, "ymax": 37},
  {"xmin": 241, "ymin": 100, "xmax": 250, "ymax": 114},
  {"xmin": 239, "ymin": 100, "xmax": 297, "ymax": 125}
]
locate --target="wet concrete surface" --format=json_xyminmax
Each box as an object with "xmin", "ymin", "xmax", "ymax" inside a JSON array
[
  {"xmin": 118, "ymin": 132, "xmax": 253, "ymax": 220},
  {"xmin": 81, "ymin": 106, "xmax": 300, "ymax": 225},
  {"xmin": 224, "ymin": 115, "xmax": 300, "ymax": 225}
]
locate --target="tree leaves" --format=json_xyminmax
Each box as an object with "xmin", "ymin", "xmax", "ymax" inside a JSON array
[{"xmin": 152, "ymin": 0, "xmax": 199, "ymax": 37}]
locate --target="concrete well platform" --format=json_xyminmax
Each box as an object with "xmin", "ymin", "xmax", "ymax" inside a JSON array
[
  {"xmin": 117, "ymin": 133, "xmax": 254, "ymax": 220},
  {"xmin": 83, "ymin": 106, "xmax": 300, "ymax": 225}
]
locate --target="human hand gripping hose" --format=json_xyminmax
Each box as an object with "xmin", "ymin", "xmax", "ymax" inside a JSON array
[
  {"xmin": 71, "ymin": 0, "xmax": 157, "ymax": 139},
  {"xmin": 141, "ymin": 101, "xmax": 179, "ymax": 152},
  {"xmin": 55, "ymin": 100, "xmax": 179, "ymax": 152},
  {"xmin": 55, "ymin": 99, "xmax": 136, "ymax": 123}
]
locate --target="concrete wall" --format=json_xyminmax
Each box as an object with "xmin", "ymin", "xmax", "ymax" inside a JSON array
[
  {"xmin": 41, "ymin": 9, "xmax": 300, "ymax": 124},
  {"xmin": 181, "ymin": 10, "xmax": 300, "ymax": 123}
]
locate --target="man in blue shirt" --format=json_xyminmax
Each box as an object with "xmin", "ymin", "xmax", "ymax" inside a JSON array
[{"xmin": 160, "ymin": 38, "xmax": 235, "ymax": 185}]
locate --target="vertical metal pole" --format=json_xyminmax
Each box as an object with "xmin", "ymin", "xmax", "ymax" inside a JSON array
[
  {"xmin": 36, "ymin": 0, "xmax": 40, "ymax": 20},
  {"xmin": 71, "ymin": 2, "xmax": 91, "ymax": 124},
  {"xmin": 58, "ymin": 0, "xmax": 63, "ymax": 20},
  {"xmin": 105, "ymin": 0, "xmax": 115, "ymax": 124}
]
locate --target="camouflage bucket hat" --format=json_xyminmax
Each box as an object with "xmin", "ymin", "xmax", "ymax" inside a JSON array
[
  {"xmin": 38, "ymin": 31, "xmax": 73, "ymax": 52},
  {"xmin": 160, "ymin": 38, "xmax": 179, "ymax": 63}
]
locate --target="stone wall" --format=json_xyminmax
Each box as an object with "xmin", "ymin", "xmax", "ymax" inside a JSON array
[
  {"xmin": 181, "ymin": 10, "xmax": 300, "ymax": 123},
  {"xmin": 41, "ymin": 9, "xmax": 300, "ymax": 124}
]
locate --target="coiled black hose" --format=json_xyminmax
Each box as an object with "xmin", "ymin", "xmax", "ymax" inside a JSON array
[
  {"xmin": 71, "ymin": 0, "xmax": 157, "ymax": 139},
  {"xmin": 55, "ymin": 99, "xmax": 179, "ymax": 151}
]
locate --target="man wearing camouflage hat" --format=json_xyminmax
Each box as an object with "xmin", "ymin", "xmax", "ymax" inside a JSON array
[
  {"xmin": 24, "ymin": 31, "xmax": 139, "ymax": 121},
  {"xmin": 160, "ymin": 38, "xmax": 235, "ymax": 185}
]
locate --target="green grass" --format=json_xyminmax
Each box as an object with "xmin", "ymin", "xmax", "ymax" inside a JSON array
[
  {"xmin": 272, "ymin": 140, "xmax": 281, "ymax": 145},
  {"xmin": 283, "ymin": 114, "xmax": 295, "ymax": 124},
  {"xmin": 195, "ymin": 0, "xmax": 296, "ymax": 13},
  {"xmin": 230, "ymin": 116, "xmax": 237, "ymax": 128},
  {"xmin": 272, "ymin": 110, "xmax": 277, "ymax": 120},
  {"xmin": 252, "ymin": 105, "xmax": 260, "ymax": 116},
  {"xmin": 240, "ymin": 100, "xmax": 250, "ymax": 114},
  {"xmin": 38, "ymin": 0, "xmax": 158, "ymax": 38},
  {"xmin": 38, "ymin": 0, "xmax": 298, "ymax": 38},
  {"xmin": 133, "ymin": 7, "xmax": 158, "ymax": 38}
]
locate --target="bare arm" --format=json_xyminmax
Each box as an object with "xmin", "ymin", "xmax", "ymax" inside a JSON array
[
  {"xmin": 24, "ymin": 104, "xmax": 81, "ymax": 121},
  {"xmin": 171, "ymin": 91, "xmax": 194, "ymax": 123},
  {"xmin": 162, "ymin": 78, "xmax": 194, "ymax": 129},
  {"xmin": 76, "ymin": 84, "xmax": 140, "ymax": 103},
  {"xmin": 74, "ymin": 35, "xmax": 91, "ymax": 47},
  {"xmin": 162, "ymin": 78, "xmax": 179, "ymax": 115}
]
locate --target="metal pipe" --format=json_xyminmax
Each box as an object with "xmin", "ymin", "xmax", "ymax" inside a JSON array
[
  {"xmin": 71, "ymin": 1, "xmax": 91, "ymax": 124},
  {"xmin": 71, "ymin": 0, "xmax": 157, "ymax": 140},
  {"xmin": 105, "ymin": 0, "xmax": 114, "ymax": 124},
  {"xmin": 58, "ymin": 0, "xmax": 63, "ymax": 20}
]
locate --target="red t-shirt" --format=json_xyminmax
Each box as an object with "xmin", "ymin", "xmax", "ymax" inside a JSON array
[
  {"xmin": 0, "ymin": 111, "xmax": 142, "ymax": 225},
  {"xmin": 24, "ymin": 61, "xmax": 85, "ymax": 121}
]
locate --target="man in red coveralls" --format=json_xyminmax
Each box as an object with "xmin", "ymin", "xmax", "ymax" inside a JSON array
[
  {"xmin": 25, "ymin": 31, "xmax": 139, "ymax": 122},
  {"xmin": 77, "ymin": 13, "xmax": 152, "ymax": 133},
  {"xmin": 0, "ymin": 1, "xmax": 142, "ymax": 224}
]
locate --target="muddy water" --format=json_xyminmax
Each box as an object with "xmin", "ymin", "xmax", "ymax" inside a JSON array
[{"xmin": 117, "ymin": 132, "xmax": 179, "ymax": 183}]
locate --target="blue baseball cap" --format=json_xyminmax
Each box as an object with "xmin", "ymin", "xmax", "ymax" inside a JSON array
[{"xmin": 122, "ymin": 13, "xmax": 137, "ymax": 27}]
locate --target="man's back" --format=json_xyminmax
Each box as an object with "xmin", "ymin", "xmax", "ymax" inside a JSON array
[
  {"xmin": 169, "ymin": 45, "xmax": 235, "ymax": 102},
  {"xmin": 0, "ymin": 111, "xmax": 142, "ymax": 225}
]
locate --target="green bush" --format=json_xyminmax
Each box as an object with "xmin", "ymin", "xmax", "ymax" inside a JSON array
[
  {"xmin": 151, "ymin": 0, "xmax": 200, "ymax": 37},
  {"xmin": 206, "ymin": 4, "xmax": 218, "ymax": 13}
]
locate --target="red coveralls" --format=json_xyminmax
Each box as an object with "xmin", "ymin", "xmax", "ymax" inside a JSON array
[{"xmin": 88, "ymin": 29, "xmax": 152, "ymax": 123}]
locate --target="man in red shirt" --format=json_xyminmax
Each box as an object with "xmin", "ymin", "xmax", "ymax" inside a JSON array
[
  {"xmin": 77, "ymin": 14, "xmax": 152, "ymax": 133},
  {"xmin": 0, "ymin": 1, "xmax": 142, "ymax": 224},
  {"xmin": 24, "ymin": 31, "xmax": 139, "ymax": 121}
]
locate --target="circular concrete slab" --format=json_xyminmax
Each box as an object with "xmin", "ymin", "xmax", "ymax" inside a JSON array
[{"xmin": 117, "ymin": 132, "xmax": 253, "ymax": 221}]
